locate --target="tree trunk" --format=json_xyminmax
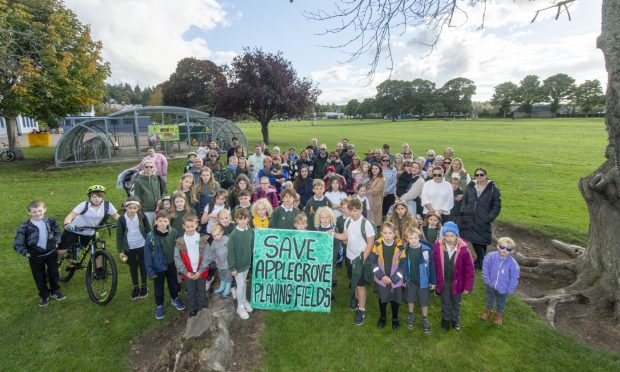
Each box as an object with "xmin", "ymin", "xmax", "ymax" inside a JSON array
[
  {"xmin": 260, "ymin": 121, "xmax": 270, "ymax": 145},
  {"xmin": 576, "ymin": 0, "xmax": 620, "ymax": 322},
  {"xmin": 7, "ymin": 115, "xmax": 24, "ymax": 160}
]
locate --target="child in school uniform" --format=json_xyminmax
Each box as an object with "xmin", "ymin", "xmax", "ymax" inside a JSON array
[
  {"xmin": 174, "ymin": 214, "xmax": 212, "ymax": 317},
  {"xmin": 14, "ymin": 200, "xmax": 63, "ymax": 307},
  {"xmin": 217, "ymin": 209, "xmax": 236, "ymax": 236},
  {"xmin": 144, "ymin": 212, "xmax": 185, "ymax": 320},
  {"xmin": 403, "ymin": 227, "xmax": 436, "ymax": 334},
  {"xmin": 335, "ymin": 197, "xmax": 351, "ymax": 267},
  {"xmin": 211, "ymin": 224, "xmax": 233, "ymax": 298},
  {"xmin": 314, "ymin": 206, "xmax": 340, "ymax": 295},
  {"xmin": 269, "ymin": 189, "xmax": 300, "ymax": 230},
  {"xmin": 294, "ymin": 213, "xmax": 308, "ymax": 231},
  {"xmin": 227, "ymin": 209, "xmax": 255, "ymax": 320},
  {"xmin": 232, "ymin": 190, "xmax": 252, "ymax": 218},
  {"xmin": 422, "ymin": 212, "xmax": 442, "ymax": 244},
  {"xmin": 116, "ymin": 197, "xmax": 151, "ymax": 300},
  {"xmin": 353, "ymin": 183, "xmax": 370, "ymax": 218},
  {"xmin": 369, "ymin": 221, "xmax": 407, "ymax": 330},
  {"xmin": 432, "ymin": 221, "xmax": 474, "ymax": 331},
  {"xmin": 482, "ymin": 237, "xmax": 520, "ymax": 326},
  {"xmin": 170, "ymin": 192, "xmax": 192, "ymax": 236},
  {"xmin": 305, "ymin": 179, "xmax": 332, "ymax": 231},
  {"xmin": 200, "ymin": 189, "xmax": 229, "ymax": 235}
]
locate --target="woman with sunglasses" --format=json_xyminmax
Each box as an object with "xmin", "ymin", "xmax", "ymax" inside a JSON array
[
  {"xmin": 420, "ymin": 166, "xmax": 453, "ymax": 221},
  {"xmin": 133, "ymin": 147, "xmax": 169, "ymax": 181},
  {"xmin": 460, "ymin": 168, "xmax": 502, "ymax": 270},
  {"xmin": 381, "ymin": 156, "xmax": 397, "ymax": 216}
]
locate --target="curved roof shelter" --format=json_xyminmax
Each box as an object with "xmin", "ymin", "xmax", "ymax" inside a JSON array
[{"xmin": 55, "ymin": 106, "xmax": 247, "ymax": 167}]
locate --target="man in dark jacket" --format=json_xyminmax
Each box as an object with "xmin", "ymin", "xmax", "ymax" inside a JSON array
[
  {"xmin": 312, "ymin": 144, "xmax": 329, "ymax": 179},
  {"xmin": 459, "ymin": 168, "xmax": 502, "ymax": 269}
]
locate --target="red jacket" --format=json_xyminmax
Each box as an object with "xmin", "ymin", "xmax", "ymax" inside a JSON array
[
  {"xmin": 432, "ymin": 238, "xmax": 474, "ymax": 296},
  {"xmin": 173, "ymin": 235, "xmax": 211, "ymax": 279}
]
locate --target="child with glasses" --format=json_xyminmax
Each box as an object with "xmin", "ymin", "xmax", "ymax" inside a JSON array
[{"xmin": 481, "ymin": 237, "xmax": 520, "ymax": 326}]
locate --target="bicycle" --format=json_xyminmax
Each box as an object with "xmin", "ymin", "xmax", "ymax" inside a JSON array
[
  {"xmin": 1, "ymin": 142, "xmax": 16, "ymax": 162},
  {"xmin": 57, "ymin": 223, "xmax": 118, "ymax": 305}
]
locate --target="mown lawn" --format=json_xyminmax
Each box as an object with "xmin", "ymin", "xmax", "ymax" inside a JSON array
[{"xmin": 0, "ymin": 118, "xmax": 616, "ymax": 371}]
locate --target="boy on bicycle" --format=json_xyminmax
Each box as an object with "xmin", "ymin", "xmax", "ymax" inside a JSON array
[
  {"xmin": 14, "ymin": 200, "xmax": 63, "ymax": 307},
  {"xmin": 59, "ymin": 185, "xmax": 120, "ymax": 272}
]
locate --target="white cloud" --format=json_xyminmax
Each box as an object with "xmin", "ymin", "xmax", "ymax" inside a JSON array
[{"xmin": 65, "ymin": 0, "xmax": 231, "ymax": 87}]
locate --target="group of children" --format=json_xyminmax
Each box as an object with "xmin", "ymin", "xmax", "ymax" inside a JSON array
[{"xmin": 14, "ymin": 147, "xmax": 520, "ymax": 333}]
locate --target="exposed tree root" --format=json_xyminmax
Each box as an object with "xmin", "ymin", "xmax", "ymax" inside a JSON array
[
  {"xmin": 514, "ymin": 252, "xmax": 576, "ymax": 281},
  {"xmin": 551, "ymin": 239, "xmax": 586, "ymax": 258}
]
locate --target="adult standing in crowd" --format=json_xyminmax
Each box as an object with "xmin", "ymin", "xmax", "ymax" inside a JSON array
[
  {"xmin": 396, "ymin": 160, "xmax": 425, "ymax": 216},
  {"xmin": 312, "ymin": 144, "xmax": 329, "ymax": 179},
  {"xmin": 369, "ymin": 148, "xmax": 383, "ymax": 165},
  {"xmin": 381, "ymin": 154, "xmax": 397, "ymax": 216},
  {"xmin": 323, "ymin": 151, "xmax": 345, "ymax": 175},
  {"xmin": 133, "ymin": 147, "xmax": 168, "ymax": 181},
  {"xmin": 420, "ymin": 166, "xmax": 453, "ymax": 220},
  {"xmin": 226, "ymin": 137, "xmax": 239, "ymax": 161},
  {"xmin": 309, "ymin": 138, "xmax": 319, "ymax": 159},
  {"xmin": 188, "ymin": 156, "xmax": 204, "ymax": 183},
  {"xmin": 204, "ymin": 150, "xmax": 224, "ymax": 172},
  {"xmin": 460, "ymin": 168, "xmax": 502, "ymax": 269},
  {"xmin": 294, "ymin": 165, "xmax": 314, "ymax": 209},
  {"xmin": 382, "ymin": 144, "xmax": 395, "ymax": 164},
  {"xmin": 133, "ymin": 160, "xmax": 166, "ymax": 225},
  {"xmin": 340, "ymin": 145, "xmax": 354, "ymax": 167},
  {"xmin": 444, "ymin": 158, "xmax": 471, "ymax": 192},
  {"xmin": 443, "ymin": 147, "xmax": 454, "ymax": 159},
  {"xmin": 295, "ymin": 149, "xmax": 314, "ymax": 180},
  {"xmin": 367, "ymin": 163, "xmax": 386, "ymax": 228},
  {"xmin": 423, "ymin": 150, "xmax": 435, "ymax": 171},
  {"xmin": 248, "ymin": 144, "xmax": 266, "ymax": 183}
]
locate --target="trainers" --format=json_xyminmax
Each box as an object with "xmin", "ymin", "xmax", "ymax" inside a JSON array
[
  {"xmin": 407, "ymin": 313, "xmax": 415, "ymax": 329},
  {"xmin": 39, "ymin": 297, "xmax": 50, "ymax": 307},
  {"xmin": 171, "ymin": 298, "xmax": 185, "ymax": 311},
  {"xmin": 481, "ymin": 309, "xmax": 493, "ymax": 320},
  {"xmin": 130, "ymin": 286, "xmax": 140, "ymax": 301},
  {"xmin": 452, "ymin": 321, "xmax": 461, "ymax": 331},
  {"xmin": 237, "ymin": 307, "xmax": 249, "ymax": 320},
  {"xmin": 139, "ymin": 285, "xmax": 148, "ymax": 299},
  {"xmin": 421, "ymin": 318, "xmax": 432, "ymax": 335},
  {"xmin": 155, "ymin": 305, "xmax": 165, "ymax": 320},
  {"xmin": 354, "ymin": 309, "xmax": 366, "ymax": 326},
  {"xmin": 348, "ymin": 298, "xmax": 359, "ymax": 311},
  {"xmin": 392, "ymin": 318, "xmax": 401, "ymax": 330},
  {"xmin": 493, "ymin": 313, "xmax": 503, "ymax": 326},
  {"xmin": 377, "ymin": 317, "xmax": 386, "ymax": 329},
  {"xmin": 244, "ymin": 302, "xmax": 253, "ymax": 313},
  {"xmin": 51, "ymin": 291, "xmax": 66, "ymax": 301}
]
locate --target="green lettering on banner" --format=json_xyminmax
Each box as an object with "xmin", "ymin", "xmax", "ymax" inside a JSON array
[{"xmin": 251, "ymin": 228, "xmax": 333, "ymax": 312}]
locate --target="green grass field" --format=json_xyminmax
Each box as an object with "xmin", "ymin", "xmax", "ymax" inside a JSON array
[{"xmin": 0, "ymin": 118, "xmax": 617, "ymax": 371}]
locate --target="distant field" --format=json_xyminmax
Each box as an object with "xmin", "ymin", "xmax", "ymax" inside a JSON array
[{"xmin": 241, "ymin": 117, "xmax": 607, "ymax": 244}]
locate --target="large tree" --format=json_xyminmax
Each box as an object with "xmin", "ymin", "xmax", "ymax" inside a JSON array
[
  {"xmin": 216, "ymin": 48, "xmax": 319, "ymax": 144},
  {"xmin": 161, "ymin": 57, "xmax": 226, "ymax": 113},
  {"xmin": 344, "ymin": 99, "xmax": 360, "ymax": 117},
  {"xmin": 409, "ymin": 78, "xmax": 436, "ymax": 118},
  {"xmin": 0, "ymin": 0, "xmax": 109, "ymax": 155},
  {"xmin": 490, "ymin": 81, "xmax": 519, "ymax": 118},
  {"xmin": 574, "ymin": 79, "xmax": 605, "ymax": 115},
  {"xmin": 542, "ymin": 73, "xmax": 576, "ymax": 115},
  {"xmin": 375, "ymin": 79, "xmax": 411, "ymax": 120},
  {"xmin": 516, "ymin": 74, "xmax": 543, "ymax": 117},
  {"xmin": 307, "ymin": 0, "xmax": 620, "ymax": 325},
  {"xmin": 438, "ymin": 77, "xmax": 476, "ymax": 115}
]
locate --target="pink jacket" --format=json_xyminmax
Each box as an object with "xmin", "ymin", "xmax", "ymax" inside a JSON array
[
  {"xmin": 134, "ymin": 154, "xmax": 168, "ymax": 180},
  {"xmin": 432, "ymin": 238, "xmax": 474, "ymax": 296}
]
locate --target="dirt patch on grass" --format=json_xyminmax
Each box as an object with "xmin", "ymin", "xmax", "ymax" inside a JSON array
[
  {"xmin": 494, "ymin": 221, "xmax": 620, "ymax": 356},
  {"xmin": 128, "ymin": 294, "xmax": 264, "ymax": 371}
]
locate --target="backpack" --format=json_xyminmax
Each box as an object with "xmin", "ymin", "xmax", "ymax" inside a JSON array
[
  {"xmin": 79, "ymin": 200, "xmax": 111, "ymax": 226},
  {"xmin": 344, "ymin": 216, "xmax": 376, "ymax": 242}
]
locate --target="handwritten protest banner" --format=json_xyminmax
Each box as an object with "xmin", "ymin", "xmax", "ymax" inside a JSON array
[{"xmin": 251, "ymin": 228, "xmax": 333, "ymax": 312}]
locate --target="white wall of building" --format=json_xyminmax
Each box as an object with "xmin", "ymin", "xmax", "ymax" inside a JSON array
[{"xmin": 0, "ymin": 115, "xmax": 40, "ymax": 136}]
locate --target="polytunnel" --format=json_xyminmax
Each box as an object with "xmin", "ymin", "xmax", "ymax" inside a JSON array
[{"xmin": 54, "ymin": 106, "xmax": 247, "ymax": 167}]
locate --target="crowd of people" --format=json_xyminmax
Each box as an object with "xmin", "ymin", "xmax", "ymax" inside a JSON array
[{"xmin": 14, "ymin": 136, "xmax": 519, "ymax": 333}]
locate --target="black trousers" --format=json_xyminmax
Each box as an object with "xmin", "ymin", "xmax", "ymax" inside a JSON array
[
  {"xmin": 471, "ymin": 243, "xmax": 488, "ymax": 267},
  {"xmin": 153, "ymin": 262, "xmax": 179, "ymax": 306},
  {"xmin": 126, "ymin": 247, "xmax": 147, "ymax": 286},
  {"xmin": 29, "ymin": 251, "xmax": 60, "ymax": 299},
  {"xmin": 382, "ymin": 194, "xmax": 396, "ymax": 216},
  {"xmin": 379, "ymin": 299, "xmax": 400, "ymax": 320}
]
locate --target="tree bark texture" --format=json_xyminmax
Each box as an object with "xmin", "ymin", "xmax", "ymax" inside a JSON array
[
  {"xmin": 576, "ymin": 0, "xmax": 620, "ymax": 322},
  {"xmin": 260, "ymin": 121, "xmax": 270, "ymax": 145}
]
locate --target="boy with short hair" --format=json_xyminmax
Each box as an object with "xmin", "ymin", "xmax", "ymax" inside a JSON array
[
  {"xmin": 335, "ymin": 198, "xmax": 375, "ymax": 326},
  {"xmin": 335, "ymin": 197, "xmax": 351, "ymax": 267},
  {"xmin": 294, "ymin": 213, "xmax": 308, "ymax": 231},
  {"xmin": 482, "ymin": 237, "xmax": 520, "ymax": 326},
  {"xmin": 14, "ymin": 200, "xmax": 63, "ymax": 306},
  {"xmin": 227, "ymin": 209, "xmax": 254, "ymax": 319},
  {"xmin": 269, "ymin": 189, "xmax": 300, "ymax": 230},
  {"xmin": 232, "ymin": 190, "xmax": 252, "ymax": 218},
  {"xmin": 144, "ymin": 212, "xmax": 185, "ymax": 320},
  {"xmin": 305, "ymin": 179, "xmax": 332, "ymax": 231},
  {"xmin": 174, "ymin": 214, "xmax": 211, "ymax": 317},
  {"xmin": 403, "ymin": 227, "xmax": 436, "ymax": 334}
]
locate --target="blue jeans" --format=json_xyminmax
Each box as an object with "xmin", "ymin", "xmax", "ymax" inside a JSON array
[{"xmin": 485, "ymin": 285, "xmax": 508, "ymax": 314}]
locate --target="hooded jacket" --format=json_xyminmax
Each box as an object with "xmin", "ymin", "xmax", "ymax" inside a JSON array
[
  {"xmin": 482, "ymin": 251, "xmax": 520, "ymax": 295},
  {"xmin": 432, "ymin": 238, "xmax": 474, "ymax": 296},
  {"xmin": 460, "ymin": 180, "xmax": 501, "ymax": 245}
]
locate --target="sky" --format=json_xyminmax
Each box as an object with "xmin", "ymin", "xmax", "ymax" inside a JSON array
[{"xmin": 64, "ymin": 0, "xmax": 606, "ymax": 104}]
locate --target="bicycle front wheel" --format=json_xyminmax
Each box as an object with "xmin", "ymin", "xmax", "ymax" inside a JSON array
[
  {"xmin": 57, "ymin": 251, "xmax": 75, "ymax": 282},
  {"xmin": 1, "ymin": 150, "xmax": 16, "ymax": 162},
  {"xmin": 86, "ymin": 250, "xmax": 118, "ymax": 305}
]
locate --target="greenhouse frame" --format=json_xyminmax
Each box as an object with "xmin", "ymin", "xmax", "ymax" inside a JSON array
[{"xmin": 54, "ymin": 106, "xmax": 247, "ymax": 167}]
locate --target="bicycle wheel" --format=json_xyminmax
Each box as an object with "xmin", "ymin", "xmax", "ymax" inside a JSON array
[
  {"xmin": 57, "ymin": 251, "xmax": 76, "ymax": 282},
  {"xmin": 85, "ymin": 250, "xmax": 118, "ymax": 305},
  {"xmin": 1, "ymin": 150, "xmax": 16, "ymax": 162}
]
